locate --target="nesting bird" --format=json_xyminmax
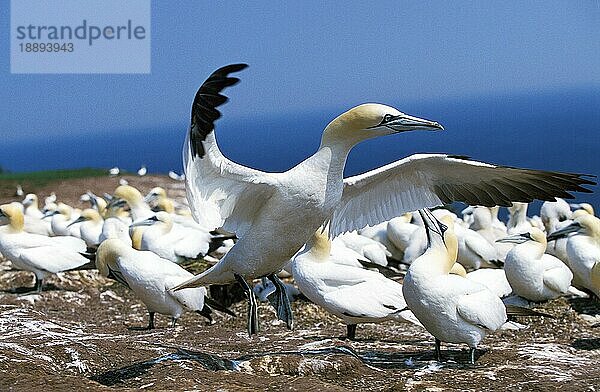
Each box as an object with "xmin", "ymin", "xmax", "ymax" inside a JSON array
[
  {"xmin": 0, "ymin": 203, "xmax": 90, "ymax": 293},
  {"xmin": 548, "ymin": 214, "xmax": 600, "ymax": 297},
  {"xmin": 498, "ymin": 228, "xmax": 572, "ymax": 302},
  {"xmin": 292, "ymin": 228, "xmax": 421, "ymax": 339},
  {"xmin": 95, "ymin": 238, "xmax": 235, "ymax": 328},
  {"xmin": 403, "ymin": 209, "xmax": 507, "ymax": 364}
]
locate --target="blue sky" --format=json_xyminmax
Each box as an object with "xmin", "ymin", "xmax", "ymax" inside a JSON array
[{"xmin": 1, "ymin": 1, "xmax": 598, "ymax": 140}]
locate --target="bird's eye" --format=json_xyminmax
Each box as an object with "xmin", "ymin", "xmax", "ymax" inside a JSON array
[
  {"xmin": 382, "ymin": 114, "xmax": 393, "ymax": 123},
  {"xmin": 439, "ymin": 223, "xmax": 448, "ymax": 233}
]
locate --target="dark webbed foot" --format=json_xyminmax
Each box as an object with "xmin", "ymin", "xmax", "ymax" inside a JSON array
[
  {"xmin": 128, "ymin": 311, "xmax": 156, "ymax": 330},
  {"xmin": 266, "ymin": 273, "xmax": 294, "ymax": 330},
  {"xmin": 346, "ymin": 324, "xmax": 357, "ymax": 340},
  {"xmin": 435, "ymin": 338, "xmax": 442, "ymax": 362},
  {"xmin": 235, "ymin": 274, "xmax": 259, "ymax": 336}
]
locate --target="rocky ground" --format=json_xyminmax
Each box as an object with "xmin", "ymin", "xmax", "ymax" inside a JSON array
[{"xmin": 0, "ymin": 175, "xmax": 599, "ymax": 391}]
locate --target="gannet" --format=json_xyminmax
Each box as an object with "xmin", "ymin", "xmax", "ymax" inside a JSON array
[
  {"xmin": 450, "ymin": 263, "xmax": 512, "ymax": 298},
  {"xmin": 547, "ymin": 214, "xmax": 600, "ymax": 297},
  {"xmin": 470, "ymin": 206, "xmax": 513, "ymax": 261},
  {"xmin": 489, "ymin": 206, "xmax": 507, "ymax": 234},
  {"xmin": 439, "ymin": 215, "xmax": 500, "ymax": 270},
  {"xmin": 403, "ymin": 209, "xmax": 507, "ymax": 363},
  {"xmin": 46, "ymin": 203, "xmax": 81, "ymax": 237},
  {"xmin": 570, "ymin": 202, "xmax": 595, "ymax": 216},
  {"xmin": 292, "ymin": 228, "xmax": 421, "ymax": 339},
  {"xmin": 498, "ymin": 228, "xmax": 572, "ymax": 302},
  {"xmin": 22, "ymin": 194, "xmax": 44, "ymax": 219},
  {"xmin": 96, "ymin": 238, "xmax": 234, "ymax": 328},
  {"xmin": 107, "ymin": 185, "xmax": 154, "ymax": 221},
  {"xmin": 137, "ymin": 165, "xmax": 147, "ymax": 176},
  {"xmin": 359, "ymin": 221, "xmax": 404, "ymax": 261},
  {"xmin": 0, "ymin": 203, "xmax": 89, "ymax": 293},
  {"xmin": 44, "ymin": 193, "xmax": 57, "ymax": 210},
  {"xmin": 15, "ymin": 185, "xmax": 24, "ymax": 197},
  {"xmin": 541, "ymin": 198, "xmax": 571, "ymax": 234},
  {"xmin": 168, "ymin": 170, "xmax": 185, "ymax": 181},
  {"xmin": 507, "ymin": 202, "xmax": 533, "ymax": 234},
  {"xmin": 334, "ymin": 231, "xmax": 390, "ymax": 266},
  {"xmin": 174, "ymin": 64, "xmax": 593, "ymax": 336},
  {"xmin": 131, "ymin": 212, "xmax": 212, "ymax": 263},
  {"xmin": 70, "ymin": 209, "xmax": 104, "ymax": 247},
  {"xmin": 386, "ymin": 213, "xmax": 420, "ymax": 255},
  {"xmin": 108, "ymin": 167, "xmax": 120, "ymax": 176}
]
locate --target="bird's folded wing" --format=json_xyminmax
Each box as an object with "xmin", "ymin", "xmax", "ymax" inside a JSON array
[
  {"xmin": 456, "ymin": 285, "xmax": 507, "ymax": 331},
  {"xmin": 323, "ymin": 279, "xmax": 404, "ymax": 319},
  {"xmin": 20, "ymin": 246, "xmax": 89, "ymax": 273},
  {"xmin": 331, "ymin": 154, "xmax": 594, "ymax": 236},
  {"xmin": 464, "ymin": 233, "xmax": 498, "ymax": 261},
  {"xmin": 541, "ymin": 254, "xmax": 573, "ymax": 293},
  {"xmin": 183, "ymin": 64, "xmax": 278, "ymax": 237}
]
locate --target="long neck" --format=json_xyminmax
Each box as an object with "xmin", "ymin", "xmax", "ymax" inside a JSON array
[{"xmin": 9, "ymin": 213, "xmax": 24, "ymax": 233}]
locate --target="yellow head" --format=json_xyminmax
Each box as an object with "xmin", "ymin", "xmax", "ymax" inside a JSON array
[
  {"xmin": 95, "ymin": 238, "xmax": 126, "ymax": 277},
  {"xmin": 322, "ymin": 103, "xmax": 443, "ymax": 146},
  {"xmin": 0, "ymin": 202, "xmax": 25, "ymax": 232},
  {"xmin": 112, "ymin": 185, "xmax": 144, "ymax": 206}
]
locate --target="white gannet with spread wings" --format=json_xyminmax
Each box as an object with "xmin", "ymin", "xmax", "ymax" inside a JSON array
[{"xmin": 175, "ymin": 64, "xmax": 594, "ymax": 336}]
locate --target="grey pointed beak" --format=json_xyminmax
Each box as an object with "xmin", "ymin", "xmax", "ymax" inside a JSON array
[
  {"xmin": 386, "ymin": 113, "xmax": 444, "ymax": 132},
  {"xmin": 130, "ymin": 217, "xmax": 158, "ymax": 228},
  {"xmin": 144, "ymin": 194, "xmax": 158, "ymax": 204},
  {"xmin": 496, "ymin": 233, "xmax": 530, "ymax": 244},
  {"xmin": 43, "ymin": 210, "xmax": 59, "ymax": 219},
  {"xmin": 106, "ymin": 198, "xmax": 126, "ymax": 210},
  {"xmin": 67, "ymin": 216, "xmax": 86, "ymax": 228},
  {"xmin": 547, "ymin": 222, "xmax": 581, "ymax": 242}
]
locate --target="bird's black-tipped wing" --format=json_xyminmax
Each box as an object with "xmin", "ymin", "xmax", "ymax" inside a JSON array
[
  {"xmin": 183, "ymin": 64, "xmax": 277, "ymax": 235},
  {"xmin": 331, "ymin": 153, "xmax": 595, "ymax": 236},
  {"xmin": 190, "ymin": 63, "xmax": 248, "ymax": 159}
]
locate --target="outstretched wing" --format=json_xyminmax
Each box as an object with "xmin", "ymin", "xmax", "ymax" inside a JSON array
[
  {"xmin": 184, "ymin": 64, "xmax": 278, "ymax": 237},
  {"xmin": 331, "ymin": 154, "xmax": 594, "ymax": 236}
]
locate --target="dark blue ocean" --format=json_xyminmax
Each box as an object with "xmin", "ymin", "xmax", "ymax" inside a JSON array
[{"xmin": 2, "ymin": 88, "xmax": 599, "ymax": 212}]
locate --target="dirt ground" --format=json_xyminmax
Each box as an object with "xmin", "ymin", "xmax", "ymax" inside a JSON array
[{"xmin": 1, "ymin": 175, "xmax": 599, "ymax": 391}]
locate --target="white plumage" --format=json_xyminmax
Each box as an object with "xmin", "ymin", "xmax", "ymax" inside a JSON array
[
  {"xmin": 292, "ymin": 228, "xmax": 420, "ymax": 339},
  {"xmin": 403, "ymin": 209, "xmax": 507, "ymax": 363},
  {"xmin": 499, "ymin": 228, "xmax": 572, "ymax": 302},
  {"xmin": 173, "ymin": 64, "xmax": 592, "ymax": 336}
]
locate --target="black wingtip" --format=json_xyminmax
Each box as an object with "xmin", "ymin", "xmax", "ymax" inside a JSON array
[{"xmin": 189, "ymin": 63, "xmax": 249, "ymax": 159}]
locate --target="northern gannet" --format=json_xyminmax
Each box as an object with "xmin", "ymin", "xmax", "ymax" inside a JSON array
[
  {"xmin": 292, "ymin": 228, "xmax": 421, "ymax": 339},
  {"xmin": 108, "ymin": 167, "xmax": 120, "ymax": 176},
  {"xmin": 570, "ymin": 202, "xmax": 595, "ymax": 216},
  {"xmin": 131, "ymin": 211, "xmax": 212, "ymax": 263},
  {"xmin": 450, "ymin": 263, "xmax": 512, "ymax": 298},
  {"xmin": 358, "ymin": 221, "xmax": 404, "ymax": 261},
  {"xmin": 15, "ymin": 185, "xmax": 24, "ymax": 197},
  {"xmin": 440, "ymin": 214, "xmax": 501, "ymax": 270},
  {"xmin": 69, "ymin": 209, "xmax": 104, "ymax": 247},
  {"xmin": 0, "ymin": 203, "xmax": 89, "ymax": 293},
  {"xmin": 507, "ymin": 202, "xmax": 533, "ymax": 235},
  {"xmin": 46, "ymin": 203, "xmax": 81, "ymax": 237},
  {"xmin": 137, "ymin": 165, "xmax": 147, "ymax": 177},
  {"xmin": 168, "ymin": 170, "xmax": 185, "ymax": 181},
  {"xmin": 547, "ymin": 214, "xmax": 600, "ymax": 297},
  {"xmin": 386, "ymin": 213, "xmax": 420, "ymax": 256},
  {"xmin": 22, "ymin": 194, "xmax": 44, "ymax": 219},
  {"xmin": 174, "ymin": 64, "xmax": 593, "ymax": 336},
  {"xmin": 96, "ymin": 238, "xmax": 234, "ymax": 328},
  {"xmin": 107, "ymin": 185, "xmax": 154, "ymax": 221},
  {"xmin": 498, "ymin": 228, "xmax": 572, "ymax": 302},
  {"xmin": 334, "ymin": 231, "xmax": 390, "ymax": 266},
  {"xmin": 403, "ymin": 209, "xmax": 507, "ymax": 363}
]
